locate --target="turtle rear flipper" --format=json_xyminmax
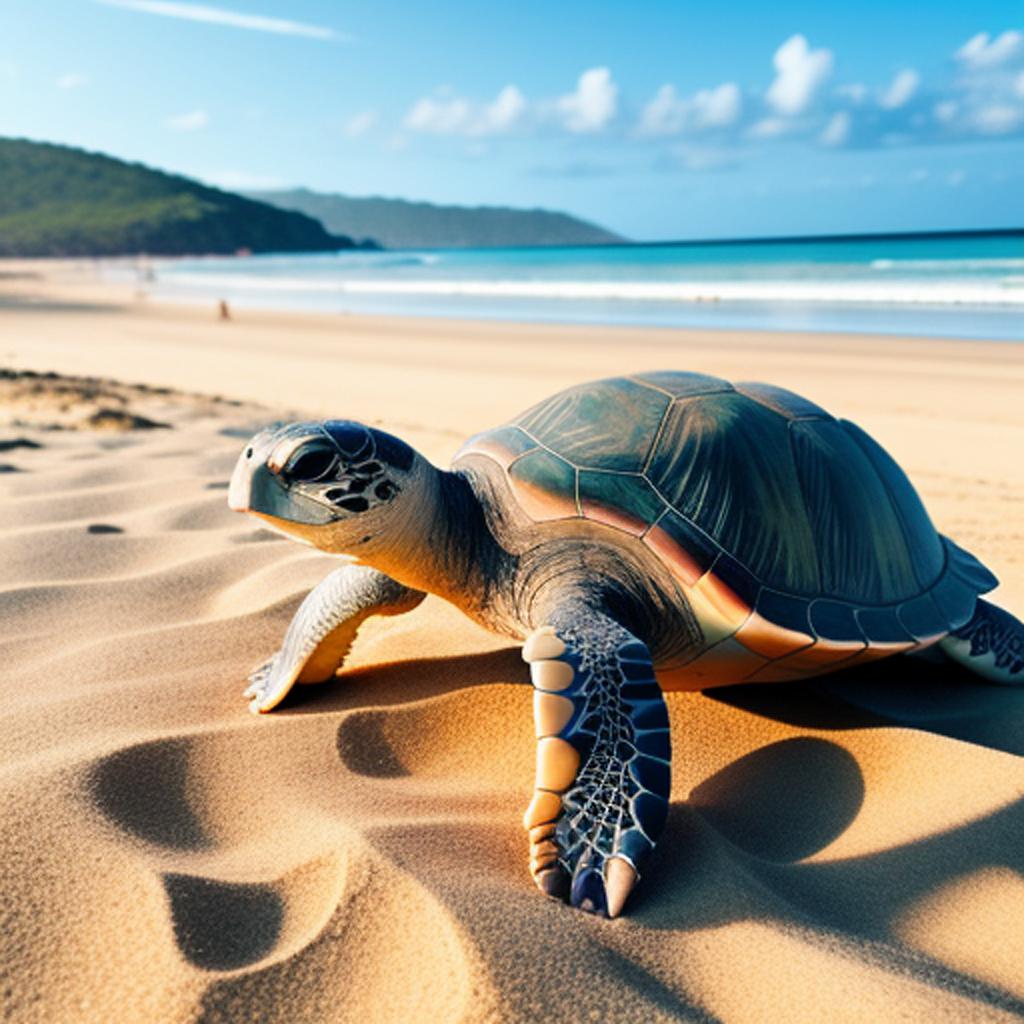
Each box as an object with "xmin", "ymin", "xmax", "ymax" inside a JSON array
[
  {"xmin": 940, "ymin": 599, "xmax": 1024, "ymax": 685},
  {"xmin": 245, "ymin": 564, "xmax": 424, "ymax": 713},
  {"xmin": 521, "ymin": 605, "xmax": 671, "ymax": 917}
]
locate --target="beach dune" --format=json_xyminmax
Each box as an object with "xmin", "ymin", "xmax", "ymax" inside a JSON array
[{"xmin": 1, "ymin": 264, "xmax": 1023, "ymax": 1023}]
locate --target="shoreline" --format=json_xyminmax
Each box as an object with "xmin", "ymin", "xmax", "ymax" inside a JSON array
[{"xmin": 5, "ymin": 255, "xmax": 1024, "ymax": 343}]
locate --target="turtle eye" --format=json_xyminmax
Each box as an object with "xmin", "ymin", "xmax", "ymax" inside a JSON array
[{"xmin": 286, "ymin": 447, "xmax": 338, "ymax": 482}]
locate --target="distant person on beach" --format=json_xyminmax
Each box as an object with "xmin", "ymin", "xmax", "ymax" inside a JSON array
[{"xmin": 219, "ymin": 300, "xmax": 231, "ymax": 321}]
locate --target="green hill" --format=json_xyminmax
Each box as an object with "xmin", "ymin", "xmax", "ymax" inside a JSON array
[
  {"xmin": 0, "ymin": 138, "xmax": 357, "ymax": 257},
  {"xmin": 247, "ymin": 188, "xmax": 625, "ymax": 249}
]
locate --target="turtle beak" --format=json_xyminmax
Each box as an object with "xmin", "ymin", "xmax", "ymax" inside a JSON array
[
  {"xmin": 228, "ymin": 447, "xmax": 336, "ymax": 526},
  {"xmin": 228, "ymin": 451, "xmax": 255, "ymax": 512}
]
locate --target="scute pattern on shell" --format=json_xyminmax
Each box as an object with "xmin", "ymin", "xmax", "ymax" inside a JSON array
[{"xmin": 453, "ymin": 372, "xmax": 999, "ymax": 656}]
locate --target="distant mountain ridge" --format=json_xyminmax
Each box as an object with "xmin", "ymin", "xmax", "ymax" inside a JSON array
[
  {"xmin": 0, "ymin": 138, "xmax": 359, "ymax": 257},
  {"xmin": 247, "ymin": 188, "xmax": 625, "ymax": 249}
]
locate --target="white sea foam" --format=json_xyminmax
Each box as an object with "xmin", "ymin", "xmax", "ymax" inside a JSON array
[
  {"xmin": 868, "ymin": 257, "xmax": 1024, "ymax": 271},
  {"xmin": 157, "ymin": 272, "xmax": 1024, "ymax": 306}
]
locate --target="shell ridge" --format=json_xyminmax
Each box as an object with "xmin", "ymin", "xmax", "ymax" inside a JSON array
[
  {"xmin": 785, "ymin": 417, "xmax": 825, "ymax": 595},
  {"xmin": 640, "ymin": 400, "xmax": 674, "ymax": 476},
  {"xmin": 514, "ymin": 423, "xmax": 582, "ymax": 470},
  {"xmin": 839, "ymin": 417, "xmax": 945, "ymax": 591},
  {"xmin": 625, "ymin": 375, "xmax": 677, "ymax": 399},
  {"xmin": 840, "ymin": 417, "xmax": 927, "ymax": 592},
  {"xmin": 504, "ymin": 447, "xmax": 541, "ymax": 470}
]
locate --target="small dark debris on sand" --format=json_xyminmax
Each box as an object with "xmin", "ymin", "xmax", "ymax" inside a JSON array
[
  {"xmin": 0, "ymin": 368, "xmax": 260, "ymax": 432},
  {"xmin": 0, "ymin": 463, "xmax": 21, "ymax": 473},
  {"xmin": 0, "ymin": 438, "xmax": 43, "ymax": 452},
  {"xmin": 86, "ymin": 408, "xmax": 170, "ymax": 431},
  {"xmin": 231, "ymin": 528, "xmax": 286, "ymax": 544},
  {"xmin": 87, "ymin": 524, "xmax": 124, "ymax": 535}
]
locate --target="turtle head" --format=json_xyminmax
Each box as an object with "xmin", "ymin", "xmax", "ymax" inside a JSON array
[{"xmin": 228, "ymin": 420, "xmax": 424, "ymax": 553}]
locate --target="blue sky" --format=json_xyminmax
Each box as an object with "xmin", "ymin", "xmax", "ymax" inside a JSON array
[{"xmin": 1, "ymin": 0, "xmax": 1023, "ymax": 239}]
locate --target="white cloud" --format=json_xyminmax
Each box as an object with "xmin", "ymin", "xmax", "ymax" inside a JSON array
[
  {"xmin": 56, "ymin": 73, "xmax": 88, "ymax": 89},
  {"xmin": 693, "ymin": 82, "xmax": 742, "ymax": 127},
  {"xmin": 483, "ymin": 85, "xmax": 527, "ymax": 132},
  {"xmin": 748, "ymin": 117, "xmax": 790, "ymax": 138},
  {"xmin": 166, "ymin": 109, "xmax": 208, "ymax": 131},
  {"xmin": 638, "ymin": 82, "xmax": 740, "ymax": 136},
  {"xmin": 909, "ymin": 168, "xmax": 929, "ymax": 183},
  {"xmin": 405, "ymin": 93, "xmax": 472, "ymax": 134},
  {"xmin": 639, "ymin": 84, "xmax": 687, "ymax": 135},
  {"xmin": 820, "ymin": 110, "xmax": 851, "ymax": 146},
  {"xmin": 404, "ymin": 84, "xmax": 526, "ymax": 136},
  {"xmin": 95, "ymin": 0, "xmax": 342, "ymax": 40},
  {"xmin": 557, "ymin": 67, "xmax": 618, "ymax": 133},
  {"xmin": 934, "ymin": 100, "xmax": 959, "ymax": 123},
  {"xmin": 947, "ymin": 169, "xmax": 968, "ymax": 186},
  {"xmin": 766, "ymin": 34, "xmax": 833, "ymax": 116},
  {"xmin": 344, "ymin": 110, "xmax": 378, "ymax": 137},
  {"xmin": 1015, "ymin": 70, "xmax": 1024, "ymax": 97},
  {"xmin": 955, "ymin": 30, "xmax": 1023, "ymax": 70},
  {"xmin": 971, "ymin": 104, "xmax": 1024, "ymax": 134},
  {"xmin": 879, "ymin": 69, "xmax": 919, "ymax": 110}
]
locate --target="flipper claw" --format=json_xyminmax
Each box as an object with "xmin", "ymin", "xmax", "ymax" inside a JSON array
[
  {"xmin": 570, "ymin": 866, "xmax": 607, "ymax": 916},
  {"xmin": 604, "ymin": 857, "xmax": 638, "ymax": 919}
]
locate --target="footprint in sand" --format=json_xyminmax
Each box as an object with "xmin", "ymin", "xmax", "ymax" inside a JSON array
[
  {"xmin": 85, "ymin": 733, "xmax": 346, "ymax": 971},
  {"xmin": 83, "ymin": 727, "xmax": 477, "ymax": 1007},
  {"xmin": 89, "ymin": 737, "xmax": 211, "ymax": 850},
  {"xmin": 163, "ymin": 874, "xmax": 284, "ymax": 971},
  {"xmin": 337, "ymin": 713, "xmax": 411, "ymax": 778},
  {"xmin": 336, "ymin": 682, "xmax": 533, "ymax": 790}
]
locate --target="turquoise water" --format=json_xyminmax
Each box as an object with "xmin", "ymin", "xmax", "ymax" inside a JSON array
[{"xmin": 117, "ymin": 231, "xmax": 1024, "ymax": 340}]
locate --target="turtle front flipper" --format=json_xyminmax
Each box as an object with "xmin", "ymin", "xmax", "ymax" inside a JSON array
[
  {"xmin": 245, "ymin": 564, "xmax": 425, "ymax": 714},
  {"xmin": 521, "ymin": 604, "xmax": 671, "ymax": 917},
  {"xmin": 939, "ymin": 599, "xmax": 1024, "ymax": 684}
]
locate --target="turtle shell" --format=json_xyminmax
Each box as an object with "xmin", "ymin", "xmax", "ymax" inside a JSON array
[{"xmin": 454, "ymin": 372, "xmax": 998, "ymax": 683}]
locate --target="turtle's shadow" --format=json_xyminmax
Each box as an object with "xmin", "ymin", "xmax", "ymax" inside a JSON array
[
  {"xmin": 687, "ymin": 736, "xmax": 865, "ymax": 863},
  {"xmin": 707, "ymin": 654, "xmax": 1024, "ymax": 757},
  {"xmin": 636, "ymin": 785, "xmax": 1024, "ymax": 939},
  {"xmin": 271, "ymin": 646, "xmax": 527, "ymax": 715}
]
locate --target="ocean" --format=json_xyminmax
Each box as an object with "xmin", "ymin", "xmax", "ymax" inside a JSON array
[{"xmin": 112, "ymin": 230, "xmax": 1024, "ymax": 341}]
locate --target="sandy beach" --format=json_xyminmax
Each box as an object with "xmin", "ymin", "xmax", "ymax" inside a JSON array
[{"xmin": 2, "ymin": 260, "xmax": 1023, "ymax": 1023}]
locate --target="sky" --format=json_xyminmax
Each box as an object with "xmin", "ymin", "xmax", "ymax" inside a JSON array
[{"xmin": 1, "ymin": 0, "xmax": 1023, "ymax": 240}]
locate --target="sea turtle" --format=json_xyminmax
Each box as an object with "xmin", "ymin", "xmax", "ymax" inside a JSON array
[{"xmin": 227, "ymin": 372, "xmax": 1024, "ymax": 917}]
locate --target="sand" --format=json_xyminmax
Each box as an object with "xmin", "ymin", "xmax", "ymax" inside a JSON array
[{"xmin": 1, "ymin": 261, "xmax": 1023, "ymax": 1023}]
